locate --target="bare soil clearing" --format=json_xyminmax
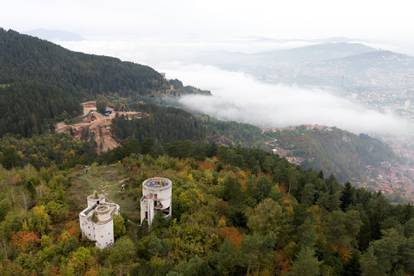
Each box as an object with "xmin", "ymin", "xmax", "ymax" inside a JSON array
[{"xmin": 56, "ymin": 101, "xmax": 146, "ymax": 153}]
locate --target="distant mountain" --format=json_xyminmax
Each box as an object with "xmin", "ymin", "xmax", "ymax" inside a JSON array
[
  {"xmin": 26, "ymin": 28, "xmax": 84, "ymax": 41},
  {"xmin": 264, "ymin": 125, "xmax": 397, "ymax": 183},
  {"xmin": 196, "ymin": 42, "xmax": 377, "ymax": 71},
  {"xmin": 195, "ymin": 42, "xmax": 414, "ymax": 116},
  {"xmin": 290, "ymin": 50, "xmax": 414, "ymax": 91},
  {"xmin": 255, "ymin": 42, "xmax": 377, "ymax": 63},
  {"xmin": 0, "ymin": 28, "xmax": 207, "ymax": 137}
]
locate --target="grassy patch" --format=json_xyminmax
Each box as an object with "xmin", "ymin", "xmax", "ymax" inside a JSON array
[{"xmin": 67, "ymin": 163, "xmax": 140, "ymax": 222}]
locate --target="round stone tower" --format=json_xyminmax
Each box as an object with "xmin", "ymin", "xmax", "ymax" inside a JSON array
[{"xmin": 140, "ymin": 177, "xmax": 172, "ymax": 226}]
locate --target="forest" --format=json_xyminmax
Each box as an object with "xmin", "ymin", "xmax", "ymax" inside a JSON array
[
  {"xmin": 112, "ymin": 104, "xmax": 206, "ymax": 144},
  {"xmin": 0, "ymin": 82, "xmax": 82, "ymax": 137},
  {"xmin": 0, "ymin": 135, "xmax": 414, "ymax": 275},
  {"xmin": 111, "ymin": 103, "xmax": 268, "ymax": 150},
  {"xmin": 0, "ymin": 29, "xmax": 165, "ymax": 96}
]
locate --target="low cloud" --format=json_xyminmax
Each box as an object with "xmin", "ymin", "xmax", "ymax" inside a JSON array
[{"xmin": 160, "ymin": 63, "xmax": 413, "ymax": 136}]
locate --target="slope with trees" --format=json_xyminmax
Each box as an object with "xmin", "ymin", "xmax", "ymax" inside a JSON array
[
  {"xmin": 0, "ymin": 29, "xmax": 208, "ymax": 137},
  {"xmin": 1, "ymin": 139, "xmax": 414, "ymax": 275},
  {"xmin": 266, "ymin": 126, "xmax": 397, "ymax": 183}
]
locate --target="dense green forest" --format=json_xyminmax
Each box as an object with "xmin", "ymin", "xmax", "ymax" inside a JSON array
[
  {"xmin": 1, "ymin": 136, "xmax": 414, "ymax": 275},
  {"xmin": 112, "ymin": 104, "xmax": 206, "ymax": 144},
  {"xmin": 111, "ymin": 104, "xmax": 266, "ymax": 150},
  {"xmin": 0, "ymin": 29, "xmax": 173, "ymax": 137},
  {"xmin": 0, "ymin": 29, "xmax": 165, "ymax": 96},
  {"xmin": 0, "ymin": 82, "xmax": 81, "ymax": 136}
]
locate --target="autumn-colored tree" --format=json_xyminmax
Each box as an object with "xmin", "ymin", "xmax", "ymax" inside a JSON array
[
  {"xmin": 219, "ymin": 227, "xmax": 243, "ymax": 247},
  {"xmin": 11, "ymin": 231, "xmax": 39, "ymax": 252},
  {"xmin": 65, "ymin": 247, "xmax": 96, "ymax": 275},
  {"xmin": 64, "ymin": 220, "xmax": 80, "ymax": 237},
  {"xmin": 27, "ymin": 205, "xmax": 50, "ymax": 234}
]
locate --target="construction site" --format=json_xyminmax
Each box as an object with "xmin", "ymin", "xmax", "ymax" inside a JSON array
[{"xmin": 56, "ymin": 101, "xmax": 147, "ymax": 153}]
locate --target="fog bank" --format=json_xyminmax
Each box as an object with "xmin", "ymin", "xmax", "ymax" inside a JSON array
[{"xmin": 159, "ymin": 63, "xmax": 412, "ymax": 136}]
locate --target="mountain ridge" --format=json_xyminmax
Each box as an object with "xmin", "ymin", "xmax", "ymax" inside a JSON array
[
  {"xmin": 26, "ymin": 28, "xmax": 85, "ymax": 41},
  {"xmin": 194, "ymin": 41, "xmax": 414, "ymax": 118}
]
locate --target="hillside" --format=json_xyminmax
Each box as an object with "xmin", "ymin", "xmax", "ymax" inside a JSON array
[
  {"xmin": 0, "ymin": 29, "xmax": 208, "ymax": 137},
  {"xmin": 110, "ymin": 106, "xmax": 403, "ymax": 193},
  {"xmin": 0, "ymin": 29, "xmax": 166, "ymax": 97},
  {"xmin": 110, "ymin": 104, "xmax": 267, "ymax": 151},
  {"xmin": 0, "ymin": 82, "xmax": 82, "ymax": 136},
  {"xmin": 264, "ymin": 125, "xmax": 397, "ymax": 183},
  {"xmin": 1, "ymin": 138, "xmax": 414, "ymax": 275}
]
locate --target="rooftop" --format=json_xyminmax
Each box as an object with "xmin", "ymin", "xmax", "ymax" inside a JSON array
[
  {"xmin": 143, "ymin": 177, "xmax": 172, "ymax": 190},
  {"xmin": 80, "ymin": 201, "xmax": 119, "ymax": 224}
]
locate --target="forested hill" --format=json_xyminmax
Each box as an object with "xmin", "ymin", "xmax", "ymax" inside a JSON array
[
  {"xmin": 0, "ymin": 29, "xmax": 206, "ymax": 137},
  {"xmin": 0, "ymin": 29, "xmax": 166, "ymax": 97}
]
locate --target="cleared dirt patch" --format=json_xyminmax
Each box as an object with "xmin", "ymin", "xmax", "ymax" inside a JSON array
[{"xmin": 56, "ymin": 101, "xmax": 147, "ymax": 154}]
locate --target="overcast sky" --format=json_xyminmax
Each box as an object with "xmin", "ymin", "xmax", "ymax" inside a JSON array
[{"xmin": 2, "ymin": 0, "xmax": 414, "ymax": 45}]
